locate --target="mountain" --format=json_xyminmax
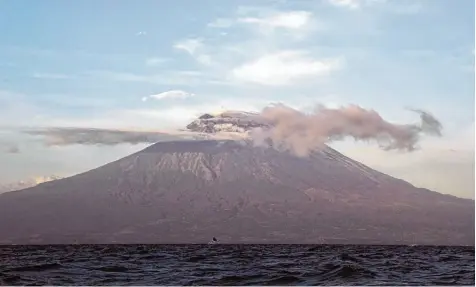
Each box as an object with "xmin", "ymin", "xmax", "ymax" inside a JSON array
[{"xmin": 0, "ymin": 139, "xmax": 473, "ymax": 245}]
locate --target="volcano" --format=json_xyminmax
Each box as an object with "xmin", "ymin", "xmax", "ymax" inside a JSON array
[{"xmin": 0, "ymin": 138, "xmax": 473, "ymax": 245}]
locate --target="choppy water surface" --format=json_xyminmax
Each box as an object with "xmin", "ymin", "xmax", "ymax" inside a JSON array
[{"xmin": 0, "ymin": 244, "xmax": 474, "ymax": 286}]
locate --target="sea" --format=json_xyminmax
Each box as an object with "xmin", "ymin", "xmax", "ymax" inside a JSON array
[{"xmin": 0, "ymin": 244, "xmax": 474, "ymax": 286}]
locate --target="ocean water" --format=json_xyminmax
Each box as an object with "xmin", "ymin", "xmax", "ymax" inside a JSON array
[{"xmin": 0, "ymin": 244, "xmax": 473, "ymax": 286}]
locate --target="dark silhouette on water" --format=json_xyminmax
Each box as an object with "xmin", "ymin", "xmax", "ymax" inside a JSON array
[{"xmin": 208, "ymin": 237, "xmax": 219, "ymax": 244}]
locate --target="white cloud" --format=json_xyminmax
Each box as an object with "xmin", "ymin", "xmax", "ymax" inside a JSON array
[
  {"xmin": 207, "ymin": 10, "xmax": 318, "ymax": 40},
  {"xmin": 207, "ymin": 18, "xmax": 234, "ymax": 28},
  {"xmin": 390, "ymin": 2, "xmax": 422, "ymax": 15},
  {"xmin": 136, "ymin": 31, "xmax": 147, "ymax": 36},
  {"xmin": 142, "ymin": 90, "xmax": 195, "ymax": 101},
  {"xmin": 174, "ymin": 38, "xmax": 203, "ymax": 55},
  {"xmin": 195, "ymin": 54, "xmax": 213, "ymax": 66},
  {"xmin": 238, "ymin": 11, "xmax": 312, "ymax": 30},
  {"xmin": 328, "ymin": 0, "xmax": 361, "ymax": 9},
  {"xmin": 328, "ymin": 0, "xmax": 388, "ymax": 10},
  {"xmin": 232, "ymin": 51, "xmax": 343, "ymax": 86},
  {"xmin": 89, "ymin": 70, "xmax": 229, "ymax": 86},
  {"xmin": 173, "ymin": 38, "xmax": 213, "ymax": 65},
  {"xmin": 145, "ymin": 57, "xmax": 168, "ymax": 66},
  {"xmin": 32, "ymin": 73, "xmax": 73, "ymax": 80}
]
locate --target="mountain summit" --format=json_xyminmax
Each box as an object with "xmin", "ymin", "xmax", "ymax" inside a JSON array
[{"xmin": 0, "ymin": 137, "xmax": 473, "ymax": 245}]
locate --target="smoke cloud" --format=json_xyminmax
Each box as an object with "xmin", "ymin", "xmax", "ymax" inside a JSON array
[
  {"xmin": 249, "ymin": 104, "xmax": 442, "ymax": 156},
  {"xmin": 22, "ymin": 103, "xmax": 443, "ymax": 156}
]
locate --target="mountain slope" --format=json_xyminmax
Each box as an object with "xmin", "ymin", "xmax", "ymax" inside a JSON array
[{"xmin": 0, "ymin": 140, "xmax": 473, "ymax": 245}]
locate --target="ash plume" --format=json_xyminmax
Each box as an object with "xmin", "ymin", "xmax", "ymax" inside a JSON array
[
  {"xmin": 249, "ymin": 104, "xmax": 443, "ymax": 156},
  {"xmin": 21, "ymin": 103, "xmax": 442, "ymax": 155}
]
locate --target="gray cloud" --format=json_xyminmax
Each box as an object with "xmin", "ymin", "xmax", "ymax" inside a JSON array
[
  {"xmin": 0, "ymin": 140, "xmax": 20, "ymax": 154},
  {"xmin": 24, "ymin": 127, "xmax": 185, "ymax": 146},
  {"xmin": 406, "ymin": 108, "xmax": 443, "ymax": 136},
  {"xmin": 22, "ymin": 127, "xmax": 233, "ymax": 147},
  {"xmin": 6, "ymin": 146, "xmax": 20, "ymax": 154}
]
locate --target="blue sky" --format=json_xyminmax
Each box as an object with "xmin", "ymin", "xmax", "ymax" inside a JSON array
[{"xmin": 0, "ymin": 0, "xmax": 474, "ymax": 198}]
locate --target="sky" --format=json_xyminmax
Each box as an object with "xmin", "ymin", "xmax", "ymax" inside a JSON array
[{"xmin": 0, "ymin": 0, "xmax": 474, "ymax": 199}]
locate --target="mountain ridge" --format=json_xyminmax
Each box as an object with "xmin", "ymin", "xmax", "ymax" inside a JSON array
[{"xmin": 0, "ymin": 139, "xmax": 473, "ymax": 245}]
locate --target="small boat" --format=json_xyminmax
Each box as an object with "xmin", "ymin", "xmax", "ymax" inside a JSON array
[{"xmin": 208, "ymin": 237, "xmax": 219, "ymax": 244}]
